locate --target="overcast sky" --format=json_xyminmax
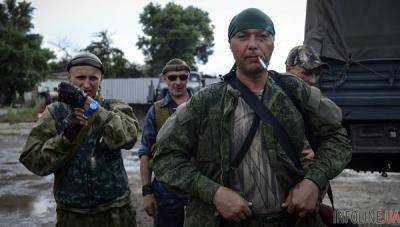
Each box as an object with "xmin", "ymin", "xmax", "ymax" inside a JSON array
[{"xmin": 30, "ymin": 0, "xmax": 307, "ymax": 75}]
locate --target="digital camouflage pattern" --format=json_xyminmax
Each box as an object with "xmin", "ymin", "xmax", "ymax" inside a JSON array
[
  {"xmin": 20, "ymin": 98, "xmax": 138, "ymax": 226},
  {"xmin": 56, "ymin": 201, "xmax": 136, "ymax": 227},
  {"xmin": 153, "ymin": 71, "xmax": 351, "ymax": 227},
  {"xmin": 285, "ymin": 45, "xmax": 328, "ymax": 70}
]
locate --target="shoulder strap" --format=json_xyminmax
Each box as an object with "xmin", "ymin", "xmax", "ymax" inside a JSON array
[
  {"xmin": 269, "ymin": 71, "xmax": 319, "ymax": 151},
  {"xmin": 154, "ymin": 100, "xmax": 171, "ymax": 133},
  {"xmin": 231, "ymin": 116, "xmax": 260, "ymax": 168},
  {"xmin": 225, "ymin": 73, "xmax": 303, "ymax": 170}
]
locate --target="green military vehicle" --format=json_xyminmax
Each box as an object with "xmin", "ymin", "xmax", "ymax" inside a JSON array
[{"xmin": 305, "ymin": 0, "xmax": 400, "ymax": 172}]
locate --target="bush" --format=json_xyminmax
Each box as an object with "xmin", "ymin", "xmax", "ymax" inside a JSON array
[{"xmin": 0, "ymin": 106, "xmax": 38, "ymax": 123}]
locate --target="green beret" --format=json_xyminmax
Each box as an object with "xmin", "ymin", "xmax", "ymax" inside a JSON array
[
  {"xmin": 228, "ymin": 8, "xmax": 275, "ymax": 41},
  {"xmin": 162, "ymin": 58, "xmax": 190, "ymax": 75},
  {"xmin": 67, "ymin": 52, "xmax": 104, "ymax": 74}
]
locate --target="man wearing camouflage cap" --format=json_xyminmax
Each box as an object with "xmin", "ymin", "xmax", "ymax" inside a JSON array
[
  {"xmin": 286, "ymin": 45, "xmax": 329, "ymax": 86},
  {"xmin": 139, "ymin": 58, "xmax": 191, "ymax": 227},
  {"xmin": 286, "ymin": 45, "xmax": 341, "ymax": 161},
  {"xmin": 20, "ymin": 52, "xmax": 139, "ymax": 226},
  {"xmin": 152, "ymin": 8, "xmax": 351, "ymax": 227}
]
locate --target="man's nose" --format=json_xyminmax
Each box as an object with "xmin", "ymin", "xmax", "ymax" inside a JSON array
[
  {"xmin": 247, "ymin": 36, "xmax": 258, "ymax": 51},
  {"xmin": 82, "ymin": 79, "xmax": 91, "ymax": 89},
  {"xmin": 175, "ymin": 78, "xmax": 185, "ymax": 85},
  {"xmin": 308, "ymin": 76, "xmax": 317, "ymax": 86}
]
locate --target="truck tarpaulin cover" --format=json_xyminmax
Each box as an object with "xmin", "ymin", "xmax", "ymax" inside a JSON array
[{"xmin": 304, "ymin": 0, "xmax": 400, "ymax": 62}]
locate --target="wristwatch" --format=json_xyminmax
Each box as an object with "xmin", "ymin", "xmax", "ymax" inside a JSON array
[
  {"xmin": 142, "ymin": 184, "xmax": 153, "ymax": 196},
  {"xmin": 84, "ymin": 99, "xmax": 100, "ymax": 118}
]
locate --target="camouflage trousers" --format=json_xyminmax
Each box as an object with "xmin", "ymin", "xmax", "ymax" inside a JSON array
[{"xmin": 56, "ymin": 202, "xmax": 136, "ymax": 227}]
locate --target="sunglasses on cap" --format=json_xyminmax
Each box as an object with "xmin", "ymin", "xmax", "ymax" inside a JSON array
[{"xmin": 166, "ymin": 74, "xmax": 189, "ymax": 81}]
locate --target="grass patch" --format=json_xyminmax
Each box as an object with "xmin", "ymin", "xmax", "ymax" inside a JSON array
[{"xmin": 0, "ymin": 106, "xmax": 38, "ymax": 123}]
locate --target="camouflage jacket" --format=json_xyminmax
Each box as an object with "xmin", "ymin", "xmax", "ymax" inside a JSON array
[
  {"xmin": 20, "ymin": 98, "xmax": 138, "ymax": 211},
  {"xmin": 153, "ymin": 72, "xmax": 351, "ymax": 226}
]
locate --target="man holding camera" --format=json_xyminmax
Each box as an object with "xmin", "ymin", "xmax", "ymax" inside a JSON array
[{"xmin": 20, "ymin": 52, "xmax": 138, "ymax": 227}]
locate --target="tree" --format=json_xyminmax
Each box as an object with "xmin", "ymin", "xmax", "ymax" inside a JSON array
[
  {"xmin": 84, "ymin": 31, "xmax": 143, "ymax": 78},
  {"xmin": 48, "ymin": 37, "xmax": 77, "ymax": 73},
  {"xmin": 0, "ymin": 0, "xmax": 54, "ymax": 105},
  {"xmin": 137, "ymin": 2, "xmax": 214, "ymax": 76}
]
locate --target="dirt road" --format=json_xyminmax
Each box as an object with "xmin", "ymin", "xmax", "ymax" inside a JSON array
[{"xmin": 0, "ymin": 123, "xmax": 399, "ymax": 227}]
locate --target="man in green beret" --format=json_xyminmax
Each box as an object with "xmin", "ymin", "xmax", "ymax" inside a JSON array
[
  {"xmin": 153, "ymin": 8, "xmax": 351, "ymax": 227},
  {"xmin": 139, "ymin": 58, "xmax": 191, "ymax": 227},
  {"xmin": 20, "ymin": 52, "xmax": 139, "ymax": 226}
]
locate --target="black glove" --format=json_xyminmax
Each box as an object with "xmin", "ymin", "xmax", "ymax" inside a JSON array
[
  {"xmin": 58, "ymin": 82, "xmax": 87, "ymax": 108},
  {"xmin": 62, "ymin": 113, "xmax": 83, "ymax": 142}
]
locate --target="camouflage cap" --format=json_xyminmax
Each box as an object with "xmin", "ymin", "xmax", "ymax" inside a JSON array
[
  {"xmin": 67, "ymin": 52, "xmax": 104, "ymax": 74},
  {"xmin": 162, "ymin": 58, "xmax": 191, "ymax": 75},
  {"xmin": 285, "ymin": 45, "xmax": 329, "ymax": 70}
]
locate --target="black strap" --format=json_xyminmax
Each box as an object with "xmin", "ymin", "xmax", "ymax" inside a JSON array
[
  {"xmin": 226, "ymin": 73, "xmax": 303, "ymax": 170},
  {"xmin": 231, "ymin": 116, "xmax": 260, "ymax": 168},
  {"xmin": 269, "ymin": 71, "xmax": 319, "ymax": 151},
  {"xmin": 327, "ymin": 185, "xmax": 335, "ymax": 210}
]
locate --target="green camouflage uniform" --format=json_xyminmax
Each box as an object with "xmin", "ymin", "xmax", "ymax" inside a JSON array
[
  {"xmin": 20, "ymin": 98, "xmax": 138, "ymax": 227},
  {"xmin": 153, "ymin": 72, "xmax": 351, "ymax": 227}
]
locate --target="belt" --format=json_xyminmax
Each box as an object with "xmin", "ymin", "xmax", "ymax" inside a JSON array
[
  {"xmin": 221, "ymin": 211, "xmax": 297, "ymax": 226},
  {"xmin": 57, "ymin": 191, "xmax": 130, "ymax": 214}
]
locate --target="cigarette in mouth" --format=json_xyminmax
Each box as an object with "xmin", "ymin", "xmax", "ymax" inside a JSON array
[{"xmin": 258, "ymin": 57, "xmax": 267, "ymax": 70}]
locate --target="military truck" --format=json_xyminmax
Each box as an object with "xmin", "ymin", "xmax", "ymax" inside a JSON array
[{"xmin": 305, "ymin": 0, "xmax": 400, "ymax": 172}]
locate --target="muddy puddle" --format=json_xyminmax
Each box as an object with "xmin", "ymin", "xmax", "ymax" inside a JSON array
[{"xmin": 0, "ymin": 124, "xmax": 151, "ymax": 227}]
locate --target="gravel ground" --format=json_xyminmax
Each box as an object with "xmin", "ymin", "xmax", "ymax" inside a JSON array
[{"xmin": 0, "ymin": 123, "xmax": 399, "ymax": 227}]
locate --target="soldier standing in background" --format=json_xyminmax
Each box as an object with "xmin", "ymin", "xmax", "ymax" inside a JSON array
[
  {"xmin": 139, "ymin": 58, "xmax": 191, "ymax": 227},
  {"xmin": 285, "ymin": 44, "xmax": 331, "ymax": 160}
]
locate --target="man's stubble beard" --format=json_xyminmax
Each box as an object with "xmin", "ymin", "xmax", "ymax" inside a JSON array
[
  {"xmin": 237, "ymin": 59, "xmax": 266, "ymax": 77},
  {"xmin": 170, "ymin": 88, "xmax": 185, "ymax": 98}
]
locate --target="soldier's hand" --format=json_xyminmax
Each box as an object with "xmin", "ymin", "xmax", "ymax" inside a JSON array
[
  {"xmin": 302, "ymin": 149, "xmax": 315, "ymax": 160},
  {"xmin": 282, "ymin": 179, "xmax": 319, "ymax": 218},
  {"xmin": 143, "ymin": 194, "xmax": 156, "ymax": 217},
  {"xmin": 58, "ymin": 82, "xmax": 88, "ymax": 108},
  {"xmin": 213, "ymin": 186, "xmax": 251, "ymax": 222},
  {"xmin": 73, "ymin": 108, "xmax": 88, "ymax": 126},
  {"xmin": 62, "ymin": 113, "xmax": 83, "ymax": 142}
]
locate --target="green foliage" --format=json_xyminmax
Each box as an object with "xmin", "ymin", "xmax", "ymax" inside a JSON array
[
  {"xmin": 137, "ymin": 2, "xmax": 214, "ymax": 76},
  {"xmin": 48, "ymin": 58, "xmax": 69, "ymax": 72},
  {"xmin": 84, "ymin": 31, "xmax": 144, "ymax": 78},
  {"xmin": 0, "ymin": 0, "xmax": 55, "ymax": 106},
  {"xmin": 0, "ymin": 106, "xmax": 38, "ymax": 123}
]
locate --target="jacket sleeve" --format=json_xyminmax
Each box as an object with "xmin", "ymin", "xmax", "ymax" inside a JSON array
[
  {"xmin": 152, "ymin": 101, "xmax": 221, "ymax": 204},
  {"xmin": 301, "ymin": 85, "xmax": 352, "ymax": 189},
  {"xmin": 137, "ymin": 106, "xmax": 157, "ymax": 158},
  {"xmin": 19, "ymin": 107, "xmax": 73, "ymax": 176},
  {"xmin": 94, "ymin": 101, "xmax": 139, "ymax": 150}
]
